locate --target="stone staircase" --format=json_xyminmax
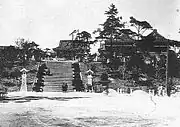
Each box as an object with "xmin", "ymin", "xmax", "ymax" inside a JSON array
[{"xmin": 43, "ymin": 61, "xmax": 74, "ymax": 92}]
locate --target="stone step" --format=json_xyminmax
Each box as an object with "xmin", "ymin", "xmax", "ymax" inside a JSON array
[
  {"xmin": 44, "ymin": 85, "xmax": 74, "ymax": 88},
  {"xmin": 43, "ymin": 89, "xmax": 74, "ymax": 92},
  {"xmin": 47, "ymin": 65, "xmax": 72, "ymax": 68},
  {"xmin": 47, "ymin": 64, "xmax": 72, "ymax": 69},
  {"xmin": 45, "ymin": 77, "xmax": 72, "ymax": 81},
  {"xmin": 44, "ymin": 80, "xmax": 72, "ymax": 85},
  {"xmin": 45, "ymin": 77, "xmax": 73, "ymax": 80},
  {"xmin": 45, "ymin": 73, "xmax": 72, "ymax": 77},
  {"xmin": 42, "ymin": 61, "xmax": 74, "ymax": 92},
  {"xmin": 49, "ymin": 67, "xmax": 72, "ymax": 70},
  {"xmin": 44, "ymin": 79, "xmax": 73, "ymax": 83},
  {"xmin": 47, "ymin": 67, "xmax": 72, "ymax": 70},
  {"xmin": 45, "ymin": 80, "xmax": 72, "ymax": 83},
  {"xmin": 28, "ymin": 85, "xmax": 74, "ymax": 92},
  {"xmin": 49, "ymin": 72, "xmax": 72, "ymax": 75},
  {"xmin": 44, "ymin": 84, "xmax": 73, "ymax": 86},
  {"xmin": 49, "ymin": 72, "xmax": 73, "ymax": 75},
  {"xmin": 44, "ymin": 82, "xmax": 72, "ymax": 86},
  {"xmin": 43, "ymin": 87, "xmax": 74, "ymax": 90},
  {"xmin": 43, "ymin": 86, "xmax": 74, "ymax": 92}
]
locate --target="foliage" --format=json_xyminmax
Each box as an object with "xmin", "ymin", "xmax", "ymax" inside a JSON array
[
  {"xmin": 0, "ymin": 38, "xmax": 46, "ymax": 92},
  {"xmin": 98, "ymin": 4, "xmax": 125, "ymax": 40},
  {"xmin": 15, "ymin": 38, "xmax": 44, "ymax": 64},
  {"xmin": 33, "ymin": 63, "xmax": 48, "ymax": 92},
  {"xmin": 55, "ymin": 30, "xmax": 94, "ymax": 60},
  {"xmin": 86, "ymin": 53, "xmax": 97, "ymax": 63},
  {"xmin": 72, "ymin": 62, "xmax": 84, "ymax": 91},
  {"xmin": 100, "ymin": 73, "xmax": 109, "ymax": 81},
  {"xmin": 0, "ymin": 46, "xmax": 20, "ymax": 78},
  {"xmin": 0, "ymin": 46, "xmax": 19, "ymax": 68},
  {"xmin": 129, "ymin": 16, "xmax": 152, "ymax": 40},
  {"xmin": 126, "ymin": 52, "xmax": 156, "ymax": 84},
  {"xmin": 95, "ymin": 3, "xmax": 126, "ymax": 71},
  {"xmin": 168, "ymin": 50, "xmax": 180, "ymax": 78},
  {"xmin": 74, "ymin": 30, "xmax": 94, "ymax": 61},
  {"xmin": 0, "ymin": 38, "xmax": 44, "ymax": 77}
]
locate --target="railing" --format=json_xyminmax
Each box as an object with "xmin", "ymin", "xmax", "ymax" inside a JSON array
[{"xmin": 116, "ymin": 86, "xmax": 167, "ymax": 96}]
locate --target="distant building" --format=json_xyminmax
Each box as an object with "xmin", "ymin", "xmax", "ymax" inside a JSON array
[
  {"xmin": 138, "ymin": 29, "xmax": 180, "ymax": 53},
  {"xmin": 0, "ymin": 46, "xmax": 10, "ymax": 50},
  {"xmin": 53, "ymin": 40, "xmax": 90, "ymax": 60},
  {"xmin": 98, "ymin": 34, "xmax": 135, "ymax": 62},
  {"xmin": 0, "ymin": 45, "xmax": 16, "ymax": 53},
  {"xmin": 98, "ymin": 30, "xmax": 180, "ymax": 60}
]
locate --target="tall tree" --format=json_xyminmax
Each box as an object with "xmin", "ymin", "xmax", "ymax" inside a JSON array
[
  {"xmin": 96, "ymin": 4, "xmax": 125, "ymax": 60},
  {"xmin": 73, "ymin": 30, "xmax": 94, "ymax": 61},
  {"xmin": 126, "ymin": 17, "xmax": 153, "ymax": 83},
  {"xmin": 76, "ymin": 31, "xmax": 92, "ymax": 52},
  {"xmin": 15, "ymin": 38, "xmax": 41, "ymax": 64}
]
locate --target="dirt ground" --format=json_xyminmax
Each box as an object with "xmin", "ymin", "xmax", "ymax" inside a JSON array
[{"xmin": 0, "ymin": 91, "xmax": 179, "ymax": 127}]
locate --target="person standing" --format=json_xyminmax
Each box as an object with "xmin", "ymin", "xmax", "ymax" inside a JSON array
[{"xmin": 62, "ymin": 82, "xmax": 68, "ymax": 92}]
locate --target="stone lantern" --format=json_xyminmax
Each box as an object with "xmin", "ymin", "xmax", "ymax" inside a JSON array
[{"xmin": 20, "ymin": 68, "xmax": 29, "ymax": 92}]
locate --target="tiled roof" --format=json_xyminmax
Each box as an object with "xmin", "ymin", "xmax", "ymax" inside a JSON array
[{"xmin": 143, "ymin": 29, "xmax": 180, "ymax": 47}]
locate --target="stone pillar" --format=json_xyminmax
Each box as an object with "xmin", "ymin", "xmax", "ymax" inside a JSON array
[
  {"xmin": 20, "ymin": 68, "xmax": 28, "ymax": 92},
  {"xmin": 152, "ymin": 90, "xmax": 155, "ymax": 96},
  {"xmin": 117, "ymin": 88, "xmax": 119, "ymax": 93},
  {"xmin": 148, "ymin": 89, "xmax": 151, "ymax": 94}
]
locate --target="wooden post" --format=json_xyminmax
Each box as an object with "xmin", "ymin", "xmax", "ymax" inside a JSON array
[
  {"xmin": 122, "ymin": 57, "xmax": 126, "ymax": 80},
  {"xmin": 110, "ymin": 31, "xmax": 113, "ymax": 62},
  {"xmin": 166, "ymin": 40, "xmax": 170, "ymax": 96}
]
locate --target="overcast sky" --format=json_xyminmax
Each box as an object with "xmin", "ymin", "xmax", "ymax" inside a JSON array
[{"xmin": 0, "ymin": 0, "xmax": 180, "ymax": 49}]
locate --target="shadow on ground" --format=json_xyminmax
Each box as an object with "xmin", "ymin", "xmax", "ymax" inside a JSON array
[
  {"xmin": 8, "ymin": 113, "xmax": 161, "ymax": 127},
  {"xmin": 0, "ymin": 96, "xmax": 89, "ymax": 103}
]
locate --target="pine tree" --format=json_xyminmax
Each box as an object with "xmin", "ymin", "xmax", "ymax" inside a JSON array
[
  {"xmin": 97, "ymin": 4, "xmax": 125, "ymax": 60},
  {"xmin": 129, "ymin": 16, "xmax": 152, "ymax": 40},
  {"xmin": 100, "ymin": 4, "xmax": 124, "ymax": 38}
]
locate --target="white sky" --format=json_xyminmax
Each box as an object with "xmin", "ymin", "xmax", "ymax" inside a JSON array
[{"xmin": 0, "ymin": 0, "xmax": 180, "ymax": 49}]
